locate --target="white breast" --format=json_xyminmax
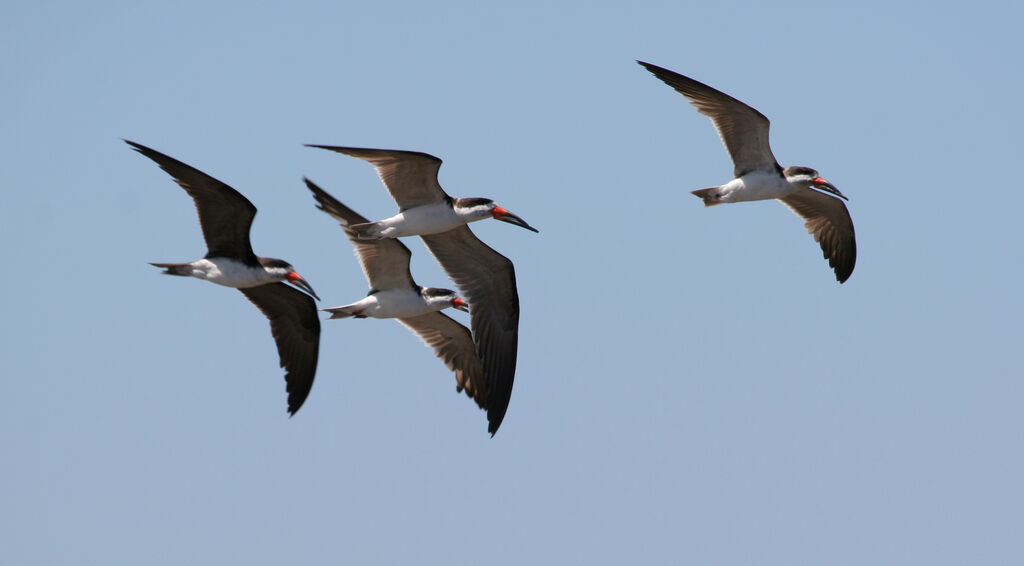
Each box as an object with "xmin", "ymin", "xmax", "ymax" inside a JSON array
[
  {"xmin": 376, "ymin": 203, "xmax": 466, "ymax": 237},
  {"xmin": 358, "ymin": 288, "xmax": 441, "ymax": 319},
  {"xmin": 190, "ymin": 258, "xmax": 277, "ymax": 288},
  {"xmin": 720, "ymin": 171, "xmax": 793, "ymax": 203}
]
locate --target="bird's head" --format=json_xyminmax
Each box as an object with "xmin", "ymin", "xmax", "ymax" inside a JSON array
[
  {"xmin": 421, "ymin": 287, "xmax": 470, "ymax": 312},
  {"xmin": 455, "ymin": 198, "xmax": 539, "ymax": 233},
  {"xmin": 783, "ymin": 166, "xmax": 847, "ymax": 200},
  {"xmin": 260, "ymin": 258, "xmax": 320, "ymax": 300}
]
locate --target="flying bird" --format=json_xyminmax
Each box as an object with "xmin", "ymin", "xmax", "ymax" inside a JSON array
[
  {"xmin": 127, "ymin": 140, "xmax": 321, "ymax": 415},
  {"xmin": 304, "ymin": 178, "xmax": 509, "ymax": 433},
  {"xmin": 306, "ymin": 146, "xmax": 528, "ymax": 434},
  {"xmin": 305, "ymin": 145, "xmax": 538, "ymax": 239},
  {"xmin": 637, "ymin": 61, "xmax": 857, "ymax": 283}
]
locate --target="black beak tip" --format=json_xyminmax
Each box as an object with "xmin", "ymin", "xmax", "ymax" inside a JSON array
[{"xmin": 501, "ymin": 214, "xmax": 539, "ymax": 233}]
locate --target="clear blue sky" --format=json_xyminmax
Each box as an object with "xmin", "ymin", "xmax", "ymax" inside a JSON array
[{"xmin": 3, "ymin": 2, "xmax": 1023, "ymax": 564}]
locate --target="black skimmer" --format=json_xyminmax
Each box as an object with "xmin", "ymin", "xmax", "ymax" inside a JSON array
[
  {"xmin": 303, "ymin": 178, "xmax": 509, "ymax": 433},
  {"xmin": 638, "ymin": 61, "xmax": 857, "ymax": 283},
  {"xmin": 304, "ymin": 146, "xmax": 527, "ymax": 434},
  {"xmin": 304, "ymin": 146, "xmax": 538, "ymax": 238},
  {"xmin": 127, "ymin": 140, "xmax": 321, "ymax": 415}
]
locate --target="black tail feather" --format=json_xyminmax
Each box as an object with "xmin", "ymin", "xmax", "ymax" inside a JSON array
[
  {"xmin": 150, "ymin": 262, "xmax": 192, "ymax": 276},
  {"xmin": 691, "ymin": 187, "xmax": 724, "ymax": 207}
]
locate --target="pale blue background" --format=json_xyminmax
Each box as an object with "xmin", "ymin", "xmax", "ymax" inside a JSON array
[{"xmin": 3, "ymin": 2, "xmax": 1022, "ymax": 564}]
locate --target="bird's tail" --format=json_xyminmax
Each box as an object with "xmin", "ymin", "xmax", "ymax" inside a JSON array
[
  {"xmin": 348, "ymin": 221, "xmax": 385, "ymax": 240},
  {"xmin": 321, "ymin": 305, "xmax": 362, "ymax": 319},
  {"xmin": 691, "ymin": 187, "xmax": 725, "ymax": 207},
  {"xmin": 150, "ymin": 262, "xmax": 193, "ymax": 276}
]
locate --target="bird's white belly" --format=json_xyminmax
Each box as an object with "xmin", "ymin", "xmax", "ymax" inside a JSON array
[
  {"xmin": 721, "ymin": 171, "xmax": 793, "ymax": 203},
  {"xmin": 359, "ymin": 288, "xmax": 436, "ymax": 319},
  {"xmin": 191, "ymin": 258, "xmax": 273, "ymax": 288},
  {"xmin": 379, "ymin": 203, "xmax": 465, "ymax": 237}
]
